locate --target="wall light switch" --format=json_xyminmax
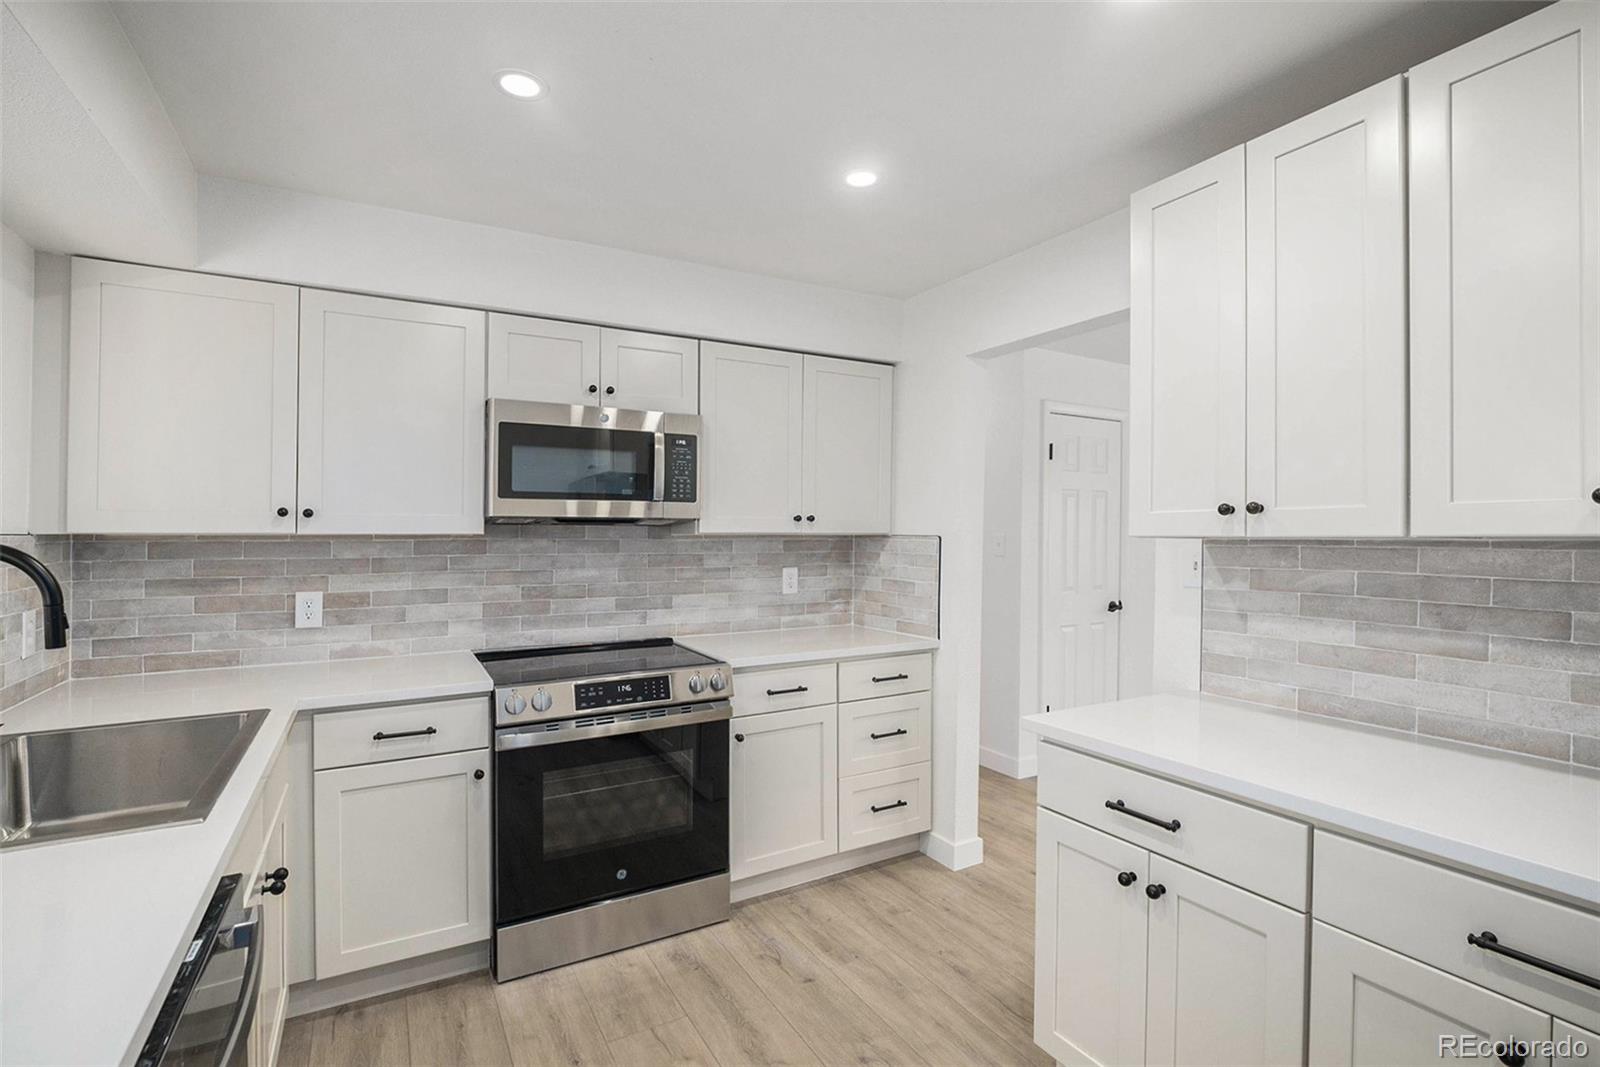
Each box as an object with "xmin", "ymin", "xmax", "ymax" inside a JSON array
[
  {"xmin": 296, "ymin": 591, "xmax": 323, "ymax": 629},
  {"xmin": 781, "ymin": 566, "xmax": 799, "ymax": 595}
]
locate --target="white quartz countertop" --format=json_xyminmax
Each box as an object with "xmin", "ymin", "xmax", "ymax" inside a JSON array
[
  {"xmin": 0, "ymin": 653, "xmax": 492, "ymax": 1067},
  {"xmin": 1024, "ymin": 693, "xmax": 1600, "ymax": 910},
  {"xmin": 677, "ymin": 624, "xmax": 938, "ymax": 669}
]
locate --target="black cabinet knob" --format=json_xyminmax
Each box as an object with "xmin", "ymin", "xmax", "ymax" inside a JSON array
[
  {"xmin": 1145, "ymin": 883, "xmax": 1166, "ymax": 900},
  {"xmin": 1245, "ymin": 501, "xmax": 1264, "ymax": 515},
  {"xmin": 806, "ymin": 515, "xmax": 816, "ymax": 523},
  {"xmin": 1217, "ymin": 503, "xmax": 1235, "ymax": 516},
  {"xmin": 267, "ymin": 867, "xmax": 289, "ymax": 883},
  {"xmin": 1107, "ymin": 600, "xmax": 1123, "ymax": 613},
  {"xmin": 1497, "ymin": 1049, "xmax": 1526, "ymax": 1067},
  {"xmin": 588, "ymin": 384, "xmax": 598, "ymax": 394},
  {"xmin": 1117, "ymin": 871, "xmax": 1138, "ymax": 887},
  {"xmin": 605, "ymin": 386, "xmax": 615, "ymax": 395},
  {"xmin": 792, "ymin": 514, "xmax": 802, "ymax": 522},
  {"xmin": 1592, "ymin": 488, "xmax": 1600, "ymax": 504},
  {"xmin": 264, "ymin": 879, "xmax": 287, "ymax": 896},
  {"xmin": 276, "ymin": 507, "xmax": 289, "ymax": 518},
  {"xmin": 734, "ymin": 733, "xmax": 745, "ymax": 743},
  {"xmin": 474, "ymin": 768, "xmax": 485, "ymax": 781},
  {"xmin": 302, "ymin": 508, "xmax": 314, "ymax": 518}
]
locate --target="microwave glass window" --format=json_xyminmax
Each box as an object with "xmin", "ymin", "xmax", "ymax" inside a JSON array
[{"xmin": 498, "ymin": 424, "xmax": 655, "ymax": 500}]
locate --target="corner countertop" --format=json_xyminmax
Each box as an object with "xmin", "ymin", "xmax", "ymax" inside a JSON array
[
  {"xmin": 1024, "ymin": 693, "xmax": 1600, "ymax": 910},
  {"xmin": 0, "ymin": 653, "xmax": 492, "ymax": 1067},
  {"xmin": 677, "ymin": 624, "xmax": 939, "ymax": 669}
]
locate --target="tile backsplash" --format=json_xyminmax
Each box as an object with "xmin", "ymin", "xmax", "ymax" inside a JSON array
[
  {"xmin": 1202, "ymin": 540, "xmax": 1600, "ymax": 768},
  {"xmin": 0, "ymin": 535, "xmax": 71, "ymax": 710},
  {"xmin": 41, "ymin": 528, "xmax": 938, "ymax": 696}
]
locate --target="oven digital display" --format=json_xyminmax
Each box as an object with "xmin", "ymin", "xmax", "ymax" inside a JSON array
[{"xmin": 574, "ymin": 675, "xmax": 672, "ymax": 710}]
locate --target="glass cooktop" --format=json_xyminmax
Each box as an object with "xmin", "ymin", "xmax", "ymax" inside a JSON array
[{"xmin": 476, "ymin": 639, "xmax": 721, "ymax": 688}]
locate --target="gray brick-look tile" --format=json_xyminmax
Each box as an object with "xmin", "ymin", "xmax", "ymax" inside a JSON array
[
  {"xmin": 1355, "ymin": 623, "xmax": 1489, "ymax": 661},
  {"xmin": 1352, "ymin": 675, "xmax": 1486, "ymax": 717},
  {"xmin": 1298, "ymin": 642, "xmax": 1416, "ymax": 678},
  {"xmin": 1416, "ymin": 712, "xmax": 1572, "ymax": 763},
  {"xmin": 1355, "ymin": 572, "xmax": 1491, "ymax": 605},
  {"xmin": 1302, "ymin": 594, "xmax": 1418, "ymax": 625},
  {"xmin": 1418, "ymin": 547, "xmax": 1573, "ymax": 580},
  {"xmin": 1418, "ymin": 603, "xmax": 1572, "ymax": 641},
  {"xmin": 1415, "ymin": 656, "xmax": 1571, "ymax": 700},
  {"xmin": 1296, "ymin": 690, "xmax": 1417, "ymax": 732},
  {"xmin": 1300, "ymin": 546, "xmax": 1418, "ymax": 573}
]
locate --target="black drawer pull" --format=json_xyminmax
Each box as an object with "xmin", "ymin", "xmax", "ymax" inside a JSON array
[
  {"xmin": 871, "ymin": 800, "xmax": 908, "ymax": 814},
  {"xmin": 870, "ymin": 728, "xmax": 909, "ymax": 740},
  {"xmin": 1105, "ymin": 799, "xmax": 1181, "ymax": 833},
  {"xmin": 372, "ymin": 726, "xmax": 438, "ymax": 741},
  {"xmin": 1467, "ymin": 931, "xmax": 1600, "ymax": 991},
  {"xmin": 871, "ymin": 673, "xmax": 910, "ymax": 683},
  {"xmin": 766, "ymin": 685, "xmax": 809, "ymax": 696}
]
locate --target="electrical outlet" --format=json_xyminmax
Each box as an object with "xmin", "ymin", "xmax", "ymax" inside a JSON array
[
  {"xmin": 21, "ymin": 609, "xmax": 38, "ymax": 658},
  {"xmin": 295, "ymin": 591, "xmax": 323, "ymax": 629},
  {"xmin": 781, "ymin": 566, "xmax": 799, "ymax": 595}
]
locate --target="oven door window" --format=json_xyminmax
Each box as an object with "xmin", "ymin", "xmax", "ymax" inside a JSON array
[
  {"xmin": 496, "ymin": 422, "xmax": 656, "ymax": 501},
  {"xmin": 495, "ymin": 720, "xmax": 728, "ymax": 924}
]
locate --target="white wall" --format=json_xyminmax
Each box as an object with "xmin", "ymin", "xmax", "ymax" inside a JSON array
[
  {"xmin": 1, "ymin": 226, "xmax": 35, "ymax": 533},
  {"xmin": 195, "ymin": 178, "xmax": 902, "ymax": 362}
]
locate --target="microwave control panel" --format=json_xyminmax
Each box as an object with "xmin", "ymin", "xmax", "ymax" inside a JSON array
[{"xmin": 664, "ymin": 435, "xmax": 698, "ymax": 503}]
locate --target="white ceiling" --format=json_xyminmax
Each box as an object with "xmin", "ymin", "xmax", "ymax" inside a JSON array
[{"xmin": 113, "ymin": 1, "xmax": 1535, "ymax": 297}]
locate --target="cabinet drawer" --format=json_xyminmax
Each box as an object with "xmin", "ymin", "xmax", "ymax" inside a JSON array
[
  {"xmin": 1314, "ymin": 832, "xmax": 1600, "ymax": 1033},
  {"xmin": 1037, "ymin": 742, "xmax": 1309, "ymax": 909},
  {"xmin": 313, "ymin": 696, "xmax": 489, "ymax": 769},
  {"xmin": 838, "ymin": 762, "xmax": 931, "ymax": 850},
  {"xmin": 733, "ymin": 663, "xmax": 837, "ymax": 716},
  {"xmin": 838, "ymin": 653, "xmax": 932, "ymax": 702},
  {"xmin": 839, "ymin": 691, "xmax": 931, "ymax": 776}
]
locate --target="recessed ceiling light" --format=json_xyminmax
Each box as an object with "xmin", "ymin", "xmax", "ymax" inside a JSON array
[
  {"xmin": 844, "ymin": 170, "xmax": 879, "ymax": 188},
  {"xmin": 495, "ymin": 70, "xmax": 546, "ymax": 99}
]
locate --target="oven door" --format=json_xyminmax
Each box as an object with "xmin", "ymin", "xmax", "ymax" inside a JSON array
[{"xmin": 493, "ymin": 703, "xmax": 730, "ymax": 925}]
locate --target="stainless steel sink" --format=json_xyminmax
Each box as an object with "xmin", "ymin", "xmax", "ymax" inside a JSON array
[{"xmin": 0, "ymin": 710, "xmax": 268, "ymax": 849}]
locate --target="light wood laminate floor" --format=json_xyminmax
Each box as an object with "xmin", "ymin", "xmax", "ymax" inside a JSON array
[{"xmin": 279, "ymin": 768, "xmax": 1046, "ymax": 1067}]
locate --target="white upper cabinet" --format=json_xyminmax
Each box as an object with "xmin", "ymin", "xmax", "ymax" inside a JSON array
[
  {"xmin": 486, "ymin": 312, "xmax": 600, "ymax": 407},
  {"xmin": 1129, "ymin": 147, "xmax": 1248, "ymax": 538},
  {"xmin": 298, "ymin": 289, "xmax": 486, "ymax": 535},
  {"xmin": 599, "ymin": 328, "xmax": 699, "ymax": 414},
  {"xmin": 699, "ymin": 341, "xmax": 805, "ymax": 533},
  {"xmin": 68, "ymin": 259, "xmax": 300, "ymax": 534},
  {"xmin": 802, "ymin": 355, "xmax": 893, "ymax": 534},
  {"xmin": 1410, "ymin": 0, "xmax": 1600, "ymax": 537},
  {"xmin": 1245, "ymin": 76, "xmax": 1407, "ymax": 537}
]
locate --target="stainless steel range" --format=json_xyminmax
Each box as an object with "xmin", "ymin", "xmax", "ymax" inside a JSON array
[{"xmin": 478, "ymin": 639, "xmax": 733, "ymax": 981}]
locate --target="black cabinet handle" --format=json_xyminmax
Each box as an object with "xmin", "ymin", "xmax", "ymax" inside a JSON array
[
  {"xmin": 1467, "ymin": 931, "xmax": 1600, "ymax": 991},
  {"xmin": 871, "ymin": 673, "xmax": 909, "ymax": 684},
  {"xmin": 871, "ymin": 800, "xmax": 908, "ymax": 813},
  {"xmin": 1117, "ymin": 871, "xmax": 1138, "ymax": 887},
  {"xmin": 276, "ymin": 507, "xmax": 289, "ymax": 517},
  {"xmin": 870, "ymin": 728, "xmax": 909, "ymax": 740},
  {"xmin": 588, "ymin": 384, "xmax": 598, "ymax": 394},
  {"xmin": 1107, "ymin": 600, "xmax": 1123, "ymax": 613},
  {"xmin": 734, "ymin": 733, "xmax": 745, "ymax": 743},
  {"xmin": 474, "ymin": 768, "xmax": 485, "ymax": 781},
  {"xmin": 1245, "ymin": 501, "xmax": 1264, "ymax": 514},
  {"xmin": 1217, "ymin": 503, "xmax": 1235, "ymax": 516},
  {"xmin": 302, "ymin": 507, "xmax": 314, "ymax": 518},
  {"xmin": 605, "ymin": 386, "xmax": 615, "ymax": 395},
  {"xmin": 766, "ymin": 685, "xmax": 809, "ymax": 696},
  {"xmin": 1105, "ymin": 799, "xmax": 1181, "ymax": 833},
  {"xmin": 372, "ymin": 726, "xmax": 438, "ymax": 741},
  {"xmin": 1145, "ymin": 883, "xmax": 1166, "ymax": 900}
]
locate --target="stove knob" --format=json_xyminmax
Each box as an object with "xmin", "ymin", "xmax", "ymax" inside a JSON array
[
  {"xmin": 687, "ymin": 672, "xmax": 706, "ymax": 695},
  {"xmin": 708, "ymin": 670, "xmax": 727, "ymax": 692},
  {"xmin": 531, "ymin": 688, "xmax": 553, "ymax": 713},
  {"xmin": 503, "ymin": 693, "xmax": 527, "ymax": 716}
]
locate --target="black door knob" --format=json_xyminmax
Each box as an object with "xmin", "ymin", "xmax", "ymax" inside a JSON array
[
  {"xmin": 605, "ymin": 386, "xmax": 615, "ymax": 395},
  {"xmin": 1145, "ymin": 883, "xmax": 1166, "ymax": 900},
  {"xmin": 1117, "ymin": 871, "xmax": 1138, "ymax": 887},
  {"xmin": 1245, "ymin": 501, "xmax": 1264, "ymax": 515},
  {"xmin": 276, "ymin": 507, "xmax": 289, "ymax": 517},
  {"xmin": 1217, "ymin": 503, "xmax": 1235, "ymax": 516},
  {"xmin": 1107, "ymin": 600, "xmax": 1123, "ymax": 613},
  {"xmin": 302, "ymin": 508, "xmax": 314, "ymax": 518},
  {"xmin": 588, "ymin": 384, "xmax": 598, "ymax": 394},
  {"xmin": 473, "ymin": 768, "xmax": 485, "ymax": 780},
  {"xmin": 734, "ymin": 733, "xmax": 745, "ymax": 743}
]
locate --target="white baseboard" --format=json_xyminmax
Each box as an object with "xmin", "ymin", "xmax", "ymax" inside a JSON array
[
  {"xmin": 979, "ymin": 745, "xmax": 1037, "ymax": 779},
  {"xmin": 922, "ymin": 830, "xmax": 984, "ymax": 870},
  {"xmin": 731, "ymin": 836, "xmax": 920, "ymax": 902},
  {"xmin": 287, "ymin": 941, "xmax": 488, "ymax": 1017}
]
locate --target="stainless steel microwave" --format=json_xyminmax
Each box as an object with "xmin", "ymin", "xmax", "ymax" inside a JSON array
[{"xmin": 486, "ymin": 399, "xmax": 701, "ymax": 523}]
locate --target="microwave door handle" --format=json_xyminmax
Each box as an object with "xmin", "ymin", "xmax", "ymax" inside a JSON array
[{"xmin": 653, "ymin": 432, "xmax": 667, "ymax": 502}]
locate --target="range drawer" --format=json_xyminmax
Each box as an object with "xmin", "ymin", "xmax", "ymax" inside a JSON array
[
  {"xmin": 838, "ymin": 653, "xmax": 932, "ymax": 702},
  {"xmin": 313, "ymin": 696, "xmax": 489, "ymax": 769},
  {"xmin": 839, "ymin": 761, "xmax": 932, "ymax": 850},
  {"xmin": 1036, "ymin": 742, "xmax": 1309, "ymax": 909},
  {"xmin": 732, "ymin": 662, "xmax": 837, "ymax": 716},
  {"xmin": 1314, "ymin": 832, "xmax": 1600, "ymax": 1033},
  {"xmin": 839, "ymin": 691, "xmax": 931, "ymax": 775}
]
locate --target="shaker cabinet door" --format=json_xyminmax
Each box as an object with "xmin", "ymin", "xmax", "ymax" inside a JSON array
[
  {"xmin": 801, "ymin": 354, "xmax": 893, "ymax": 534},
  {"xmin": 600, "ymin": 328, "xmax": 699, "ymax": 414},
  {"xmin": 729, "ymin": 703, "xmax": 838, "ymax": 881},
  {"xmin": 1409, "ymin": 1, "xmax": 1600, "ymax": 536},
  {"xmin": 698, "ymin": 341, "xmax": 805, "ymax": 533},
  {"xmin": 487, "ymin": 312, "xmax": 600, "ymax": 407}
]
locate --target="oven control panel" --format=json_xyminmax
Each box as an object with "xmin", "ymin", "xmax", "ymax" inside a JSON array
[
  {"xmin": 663, "ymin": 435, "xmax": 697, "ymax": 503},
  {"xmin": 575, "ymin": 674, "xmax": 672, "ymax": 711}
]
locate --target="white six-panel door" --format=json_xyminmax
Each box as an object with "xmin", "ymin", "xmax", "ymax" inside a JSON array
[
  {"xmin": 600, "ymin": 328, "xmax": 700, "ymax": 414},
  {"xmin": 1040, "ymin": 413, "xmax": 1121, "ymax": 713},
  {"xmin": 1144, "ymin": 855, "xmax": 1307, "ymax": 1067},
  {"xmin": 486, "ymin": 312, "xmax": 601, "ymax": 406},
  {"xmin": 1410, "ymin": 0, "xmax": 1600, "ymax": 537},
  {"xmin": 67, "ymin": 258, "xmax": 300, "ymax": 534},
  {"xmin": 297, "ymin": 289, "xmax": 486, "ymax": 535},
  {"xmin": 802, "ymin": 355, "xmax": 893, "ymax": 534},
  {"xmin": 698, "ymin": 341, "xmax": 806, "ymax": 533},
  {"xmin": 1245, "ymin": 76, "xmax": 1407, "ymax": 537},
  {"xmin": 1129, "ymin": 147, "xmax": 1248, "ymax": 537},
  {"xmin": 729, "ymin": 703, "xmax": 838, "ymax": 880},
  {"xmin": 1035, "ymin": 809, "xmax": 1149, "ymax": 1067}
]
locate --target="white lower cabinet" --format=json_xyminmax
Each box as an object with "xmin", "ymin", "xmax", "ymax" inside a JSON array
[
  {"xmin": 1309, "ymin": 922, "xmax": 1553, "ymax": 1067},
  {"xmin": 312, "ymin": 747, "xmax": 491, "ymax": 977},
  {"xmin": 1556, "ymin": 1020, "xmax": 1600, "ymax": 1067},
  {"xmin": 730, "ymin": 702, "xmax": 838, "ymax": 880}
]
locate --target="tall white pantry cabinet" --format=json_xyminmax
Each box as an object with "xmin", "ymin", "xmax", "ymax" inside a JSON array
[{"xmin": 1129, "ymin": 0, "xmax": 1598, "ymax": 540}]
